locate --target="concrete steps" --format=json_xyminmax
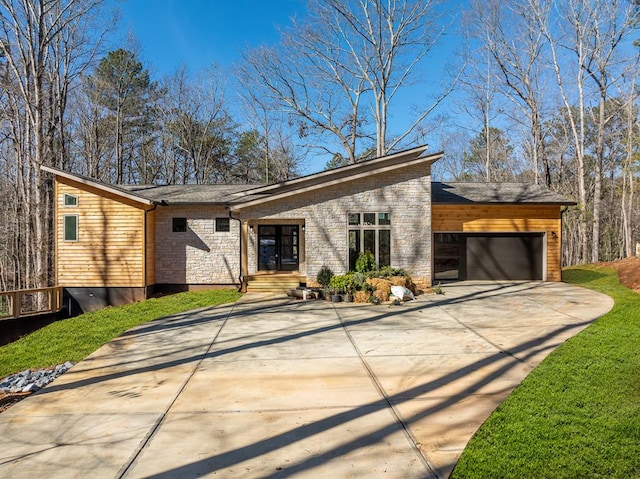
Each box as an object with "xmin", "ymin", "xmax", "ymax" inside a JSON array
[{"xmin": 245, "ymin": 273, "xmax": 306, "ymax": 293}]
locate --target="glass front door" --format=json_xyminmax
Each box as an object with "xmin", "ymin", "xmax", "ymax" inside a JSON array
[{"xmin": 258, "ymin": 225, "xmax": 299, "ymax": 271}]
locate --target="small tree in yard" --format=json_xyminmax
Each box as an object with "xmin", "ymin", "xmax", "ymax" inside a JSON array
[
  {"xmin": 316, "ymin": 266, "xmax": 334, "ymax": 288},
  {"xmin": 355, "ymin": 251, "xmax": 376, "ymax": 274}
]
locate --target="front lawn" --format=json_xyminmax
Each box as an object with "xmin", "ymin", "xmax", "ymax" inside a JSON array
[
  {"xmin": 451, "ymin": 265, "xmax": 640, "ymax": 478},
  {"xmin": 0, "ymin": 289, "xmax": 241, "ymax": 378}
]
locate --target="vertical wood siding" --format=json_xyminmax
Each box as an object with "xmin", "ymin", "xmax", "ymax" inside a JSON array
[
  {"xmin": 432, "ymin": 204, "xmax": 563, "ymax": 281},
  {"xmin": 56, "ymin": 179, "xmax": 148, "ymax": 287}
]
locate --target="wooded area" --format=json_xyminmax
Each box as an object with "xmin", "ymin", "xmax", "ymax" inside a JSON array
[{"xmin": 0, "ymin": 0, "xmax": 638, "ymax": 290}]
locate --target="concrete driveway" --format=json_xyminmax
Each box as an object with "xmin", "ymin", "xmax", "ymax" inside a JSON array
[{"xmin": 0, "ymin": 281, "xmax": 612, "ymax": 478}]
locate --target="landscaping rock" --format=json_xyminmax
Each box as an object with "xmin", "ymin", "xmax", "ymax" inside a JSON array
[{"xmin": 0, "ymin": 362, "xmax": 74, "ymax": 395}]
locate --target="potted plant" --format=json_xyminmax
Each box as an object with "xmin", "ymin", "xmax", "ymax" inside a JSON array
[
  {"xmin": 343, "ymin": 273, "xmax": 355, "ymax": 302},
  {"xmin": 323, "ymin": 287, "xmax": 333, "ymax": 301},
  {"xmin": 329, "ymin": 275, "xmax": 346, "ymax": 302},
  {"xmin": 316, "ymin": 266, "xmax": 334, "ymax": 299}
]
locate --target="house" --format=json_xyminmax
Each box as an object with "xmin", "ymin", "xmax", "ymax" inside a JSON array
[{"xmin": 42, "ymin": 145, "xmax": 575, "ymax": 312}]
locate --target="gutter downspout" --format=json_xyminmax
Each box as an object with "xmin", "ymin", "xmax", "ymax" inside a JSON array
[{"xmin": 228, "ymin": 208, "xmax": 243, "ymax": 292}]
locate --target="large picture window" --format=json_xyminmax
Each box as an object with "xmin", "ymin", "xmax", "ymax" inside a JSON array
[{"xmin": 348, "ymin": 212, "xmax": 391, "ymax": 270}]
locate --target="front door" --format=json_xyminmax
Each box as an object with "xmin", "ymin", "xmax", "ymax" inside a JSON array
[{"xmin": 258, "ymin": 225, "xmax": 299, "ymax": 271}]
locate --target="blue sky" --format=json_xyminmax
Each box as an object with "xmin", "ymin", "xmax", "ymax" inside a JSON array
[
  {"xmin": 109, "ymin": 0, "xmax": 463, "ymax": 173},
  {"xmin": 112, "ymin": 0, "xmax": 306, "ymax": 75}
]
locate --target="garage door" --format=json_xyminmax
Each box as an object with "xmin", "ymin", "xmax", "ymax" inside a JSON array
[
  {"xmin": 433, "ymin": 233, "xmax": 544, "ymax": 281},
  {"xmin": 466, "ymin": 233, "xmax": 543, "ymax": 280}
]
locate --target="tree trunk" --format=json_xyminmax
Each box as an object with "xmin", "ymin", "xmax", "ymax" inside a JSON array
[{"xmin": 591, "ymin": 94, "xmax": 605, "ymax": 263}]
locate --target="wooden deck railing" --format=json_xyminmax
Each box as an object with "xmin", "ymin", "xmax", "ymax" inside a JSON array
[{"xmin": 0, "ymin": 287, "xmax": 64, "ymax": 320}]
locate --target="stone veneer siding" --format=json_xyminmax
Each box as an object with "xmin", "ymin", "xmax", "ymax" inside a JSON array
[
  {"xmin": 240, "ymin": 164, "xmax": 432, "ymax": 285},
  {"xmin": 154, "ymin": 205, "xmax": 240, "ymax": 284}
]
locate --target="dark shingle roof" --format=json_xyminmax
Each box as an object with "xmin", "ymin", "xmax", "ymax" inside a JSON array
[
  {"xmin": 432, "ymin": 182, "xmax": 576, "ymax": 205},
  {"xmin": 118, "ymin": 184, "xmax": 264, "ymax": 204}
]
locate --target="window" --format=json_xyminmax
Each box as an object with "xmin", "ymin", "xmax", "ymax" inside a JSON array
[
  {"xmin": 63, "ymin": 194, "xmax": 78, "ymax": 206},
  {"xmin": 172, "ymin": 218, "xmax": 187, "ymax": 232},
  {"xmin": 363, "ymin": 213, "xmax": 376, "ymax": 226},
  {"xmin": 348, "ymin": 212, "xmax": 391, "ymax": 270},
  {"xmin": 215, "ymin": 217, "xmax": 230, "ymax": 232},
  {"xmin": 63, "ymin": 215, "xmax": 78, "ymax": 241}
]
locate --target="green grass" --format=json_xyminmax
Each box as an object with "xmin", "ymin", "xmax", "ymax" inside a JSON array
[
  {"xmin": 452, "ymin": 265, "xmax": 640, "ymax": 478},
  {"xmin": 0, "ymin": 289, "xmax": 241, "ymax": 378}
]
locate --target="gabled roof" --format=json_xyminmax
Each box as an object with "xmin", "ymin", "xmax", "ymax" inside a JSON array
[{"xmin": 432, "ymin": 182, "xmax": 576, "ymax": 205}]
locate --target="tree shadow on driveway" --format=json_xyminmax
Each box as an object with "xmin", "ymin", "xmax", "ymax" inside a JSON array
[{"xmin": 4, "ymin": 282, "xmax": 606, "ymax": 478}]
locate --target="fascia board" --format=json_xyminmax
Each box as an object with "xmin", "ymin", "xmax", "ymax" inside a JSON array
[
  {"xmin": 230, "ymin": 145, "xmax": 431, "ymax": 198},
  {"xmin": 230, "ymin": 152, "xmax": 442, "ymax": 211},
  {"xmin": 41, "ymin": 166, "xmax": 155, "ymax": 206}
]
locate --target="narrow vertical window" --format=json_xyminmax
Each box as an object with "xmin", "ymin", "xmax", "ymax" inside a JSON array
[
  {"xmin": 364, "ymin": 229, "xmax": 376, "ymax": 253},
  {"xmin": 379, "ymin": 230, "xmax": 391, "ymax": 268},
  {"xmin": 348, "ymin": 230, "xmax": 360, "ymax": 271},
  {"xmin": 64, "ymin": 215, "xmax": 78, "ymax": 241}
]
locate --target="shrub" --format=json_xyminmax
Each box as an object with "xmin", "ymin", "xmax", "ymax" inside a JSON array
[
  {"xmin": 329, "ymin": 274, "xmax": 347, "ymax": 293},
  {"xmin": 351, "ymin": 272, "xmax": 367, "ymax": 290},
  {"xmin": 378, "ymin": 266, "xmax": 407, "ymax": 278},
  {"xmin": 316, "ymin": 265, "xmax": 334, "ymax": 287},
  {"xmin": 355, "ymin": 251, "xmax": 376, "ymax": 273}
]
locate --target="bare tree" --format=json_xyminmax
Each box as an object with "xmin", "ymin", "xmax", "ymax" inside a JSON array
[
  {"xmin": 576, "ymin": 0, "xmax": 638, "ymax": 262},
  {"xmin": 0, "ymin": 0, "xmax": 109, "ymax": 288},
  {"xmin": 239, "ymin": 0, "xmax": 460, "ymax": 164},
  {"xmin": 538, "ymin": 0, "xmax": 638, "ymax": 262},
  {"xmin": 619, "ymin": 76, "xmax": 639, "ymax": 258},
  {"xmin": 325, "ymin": 0, "xmax": 458, "ymax": 156},
  {"xmin": 239, "ymin": 23, "xmax": 368, "ymax": 164},
  {"xmin": 158, "ymin": 66, "xmax": 236, "ymax": 184},
  {"xmin": 458, "ymin": 1, "xmax": 503, "ymax": 182},
  {"xmin": 468, "ymin": 0, "xmax": 552, "ymax": 186},
  {"xmin": 235, "ymin": 61, "xmax": 306, "ymax": 182}
]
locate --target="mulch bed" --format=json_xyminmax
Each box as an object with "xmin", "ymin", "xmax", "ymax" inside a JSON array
[{"xmin": 603, "ymin": 256, "xmax": 640, "ymax": 293}]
